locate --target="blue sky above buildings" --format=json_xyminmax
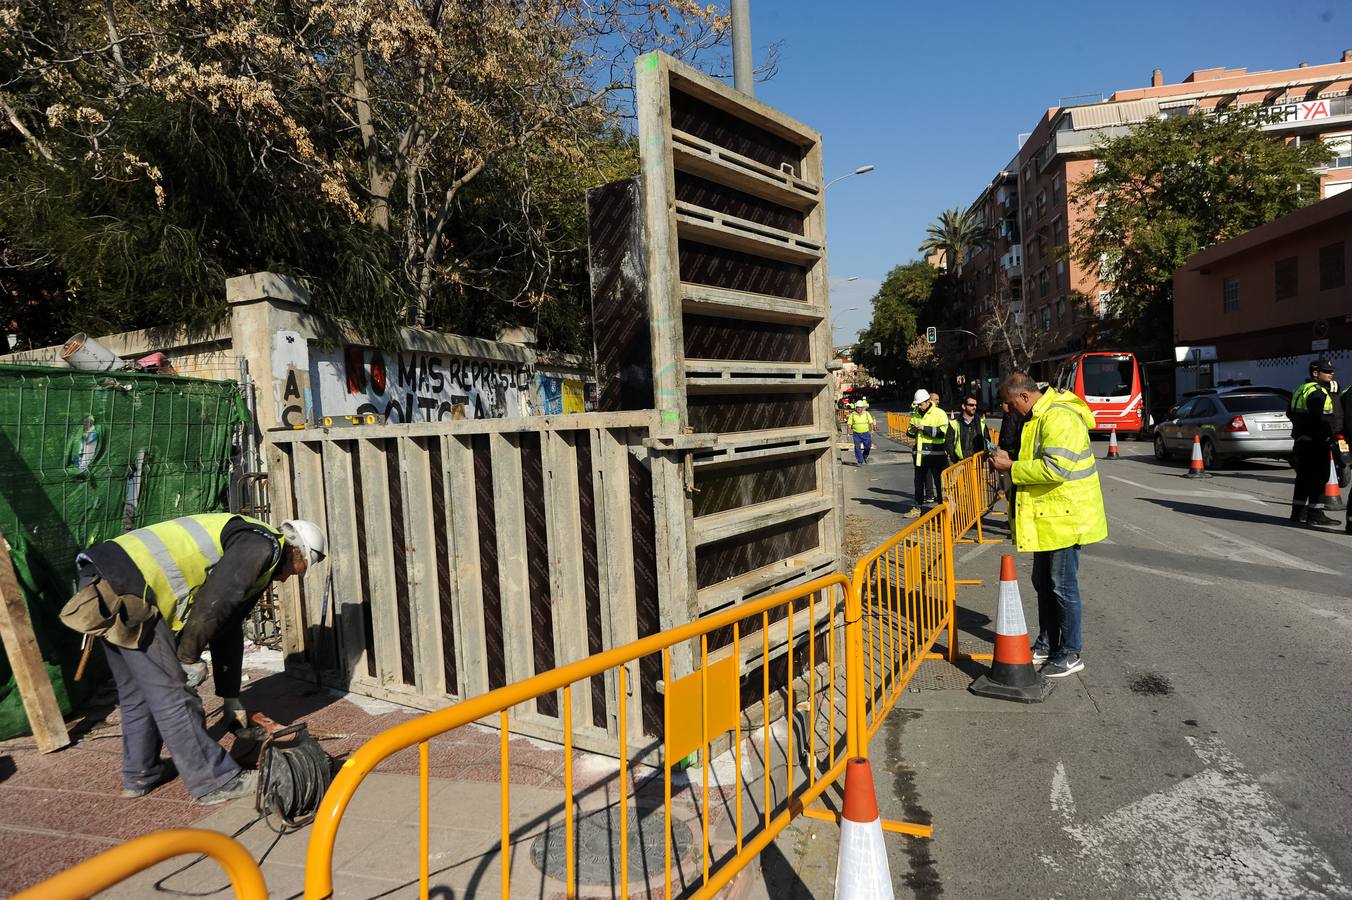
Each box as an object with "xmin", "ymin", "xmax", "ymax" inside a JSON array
[{"xmin": 734, "ymin": 0, "xmax": 1350, "ymax": 344}]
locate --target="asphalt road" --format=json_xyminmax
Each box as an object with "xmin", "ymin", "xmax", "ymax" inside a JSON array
[{"xmin": 763, "ymin": 427, "xmax": 1352, "ymax": 899}]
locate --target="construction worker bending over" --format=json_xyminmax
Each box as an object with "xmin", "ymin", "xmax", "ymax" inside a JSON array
[
  {"xmin": 906, "ymin": 389, "xmax": 950, "ymax": 518},
  {"xmin": 1288, "ymin": 358, "xmax": 1339, "ymax": 528},
  {"xmin": 847, "ymin": 400, "xmax": 876, "ymax": 465},
  {"xmin": 989, "ymin": 373, "xmax": 1106, "ymax": 678},
  {"xmin": 61, "ymin": 514, "xmax": 326, "ymax": 804}
]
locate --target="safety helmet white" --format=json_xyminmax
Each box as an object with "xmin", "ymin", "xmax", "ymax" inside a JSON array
[
  {"xmin": 913, "ymin": 388, "xmax": 930, "ymax": 404},
  {"xmin": 281, "ymin": 519, "xmax": 327, "ymax": 567},
  {"xmin": 854, "ymin": 400, "xmax": 866, "ymax": 408}
]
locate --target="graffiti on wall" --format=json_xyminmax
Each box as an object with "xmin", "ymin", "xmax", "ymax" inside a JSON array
[{"xmin": 312, "ymin": 346, "xmax": 531, "ymax": 423}]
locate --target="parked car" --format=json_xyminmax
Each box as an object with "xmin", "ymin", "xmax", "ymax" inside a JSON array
[{"xmin": 1153, "ymin": 388, "xmax": 1293, "ymax": 468}]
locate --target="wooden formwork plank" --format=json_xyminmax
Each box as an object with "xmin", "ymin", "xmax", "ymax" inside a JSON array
[
  {"xmin": 0, "ymin": 529, "xmax": 69, "ymax": 753},
  {"xmin": 445, "ymin": 434, "xmax": 488, "ymax": 698},
  {"xmin": 543, "ymin": 430, "xmax": 590, "ymax": 728},
  {"xmin": 290, "ymin": 440, "xmax": 334, "ymax": 673},
  {"xmin": 319, "ymin": 439, "xmax": 370, "ymax": 683},
  {"xmin": 488, "ymin": 432, "xmax": 534, "ymax": 687},
  {"xmin": 595, "ymin": 428, "xmax": 643, "ymax": 744},
  {"xmin": 664, "ymin": 53, "xmax": 822, "ymax": 148},
  {"xmin": 356, "ymin": 438, "xmax": 402, "ymax": 689},
  {"xmin": 680, "ymin": 283, "xmax": 826, "ymax": 326},
  {"xmin": 398, "ymin": 435, "xmax": 445, "ymax": 697},
  {"xmin": 267, "ymin": 410, "xmax": 657, "ymax": 444},
  {"xmin": 266, "ymin": 442, "xmax": 306, "ymax": 663}
]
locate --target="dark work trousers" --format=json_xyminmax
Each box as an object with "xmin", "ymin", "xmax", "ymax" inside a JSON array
[
  {"xmin": 207, "ymin": 607, "xmax": 249, "ymax": 701},
  {"xmin": 104, "ymin": 620, "xmax": 240, "ymax": 798},
  {"xmin": 1292, "ymin": 438, "xmax": 1330, "ymax": 510},
  {"xmin": 919, "ymin": 455, "xmax": 946, "ymax": 507}
]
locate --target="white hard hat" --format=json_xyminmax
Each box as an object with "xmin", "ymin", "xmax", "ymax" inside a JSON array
[
  {"xmin": 855, "ymin": 400, "xmax": 866, "ymax": 408},
  {"xmin": 913, "ymin": 388, "xmax": 930, "ymax": 403},
  {"xmin": 281, "ymin": 519, "xmax": 327, "ymax": 566}
]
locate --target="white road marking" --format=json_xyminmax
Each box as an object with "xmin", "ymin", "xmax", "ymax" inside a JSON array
[
  {"xmin": 1090, "ymin": 554, "xmax": 1215, "ymax": 586},
  {"xmin": 1201, "ymin": 528, "xmax": 1340, "ymax": 576},
  {"xmin": 1106, "ymin": 474, "xmax": 1268, "ymax": 505},
  {"xmin": 958, "ymin": 540, "xmax": 998, "ymax": 565},
  {"xmin": 1048, "ymin": 737, "xmax": 1352, "ymax": 898}
]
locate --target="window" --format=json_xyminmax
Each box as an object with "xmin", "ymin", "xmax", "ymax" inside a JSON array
[
  {"xmin": 1036, "ymin": 190, "xmax": 1046, "ymax": 217},
  {"xmin": 1039, "ymin": 270, "xmax": 1049, "ymax": 298},
  {"xmin": 1222, "ymin": 277, "xmax": 1240, "ymax": 312},
  {"xmin": 1320, "ymin": 241, "xmax": 1346, "ymax": 290},
  {"xmin": 1274, "ymin": 256, "xmax": 1298, "ymax": 300},
  {"xmin": 1081, "ymin": 356, "xmax": 1134, "ymax": 399},
  {"xmin": 1052, "ymin": 172, "xmax": 1064, "ymax": 205},
  {"xmin": 1041, "ymin": 306, "xmax": 1052, "ymax": 332},
  {"xmin": 1056, "ymin": 298, "xmax": 1066, "ymax": 322},
  {"xmin": 1097, "ymin": 290, "xmax": 1115, "ymax": 319},
  {"xmin": 1053, "ymin": 217, "xmax": 1065, "ymax": 246},
  {"xmin": 1324, "ymin": 133, "xmax": 1352, "ymax": 169},
  {"xmin": 1326, "ymin": 181, "xmax": 1352, "ymax": 198},
  {"xmin": 1220, "ymin": 394, "xmax": 1288, "ymax": 414}
]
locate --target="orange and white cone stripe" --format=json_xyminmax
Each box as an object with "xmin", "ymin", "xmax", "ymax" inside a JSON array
[
  {"xmin": 834, "ymin": 758, "xmax": 894, "ymax": 900},
  {"xmin": 1325, "ymin": 453, "xmax": 1341, "ymax": 500},
  {"xmin": 993, "ymin": 555, "xmax": 1032, "ymax": 666},
  {"xmin": 1106, "ymin": 426, "xmax": 1119, "ymax": 460}
]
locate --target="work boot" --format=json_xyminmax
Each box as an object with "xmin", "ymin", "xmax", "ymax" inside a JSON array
[
  {"xmin": 121, "ymin": 760, "xmax": 177, "ymax": 798},
  {"xmin": 1289, "ymin": 507, "xmax": 1307, "ymax": 524},
  {"xmin": 197, "ymin": 770, "xmax": 258, "ymax": 806},
  {"xmin": 1307, "ymin": 510, "xmax": 1339, "ymax": 527}
]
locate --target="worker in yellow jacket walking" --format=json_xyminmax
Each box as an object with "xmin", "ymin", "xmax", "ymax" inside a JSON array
[
  {"xmin": 990, "ymin": 373, "xmax": 1106, "ymax": 678},
  {"xmin": 846, "ymin": 400, "xmax": 876, "ymax": 465}
]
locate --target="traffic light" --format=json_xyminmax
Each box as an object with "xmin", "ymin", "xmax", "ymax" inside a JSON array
[{"xmin": 925, "ymin": 326, "xmax": 937, "ymax": 344}]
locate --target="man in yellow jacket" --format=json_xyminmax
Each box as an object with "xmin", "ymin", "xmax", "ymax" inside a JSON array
[{"xmin": 990, "ymin": 373, "xmax": 1106, "ymax": 677}]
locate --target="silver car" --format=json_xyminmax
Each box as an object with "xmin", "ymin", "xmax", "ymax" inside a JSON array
[{"xmin": 1153, "ymin": 390, "xmax": 1293, "ymax": 468}]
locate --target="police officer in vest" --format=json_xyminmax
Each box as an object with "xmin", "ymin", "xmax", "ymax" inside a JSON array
[
  {"xmin": 905, "ymin": 389, "xmax": 951, "ymax": 518},
  {"xmin": 68, "ymin": 515, "xmax": 326, "ymax": 804},
  {"xmin": 1289, "ymin": 359, "xmax": 1339, "ymax": 527},
  {"xmin": 990, "ymin": 373, "xmax": 1106, "ymax": 677}
]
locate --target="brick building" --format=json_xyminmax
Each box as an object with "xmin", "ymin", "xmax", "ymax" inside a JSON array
[
  {"xmin": 1173, "ymin": 189, "xmax": 1351, "ymax": 393},
  {"xmin": 954, "ymin": 51, "xmax": 1352, "ymax": 387}
]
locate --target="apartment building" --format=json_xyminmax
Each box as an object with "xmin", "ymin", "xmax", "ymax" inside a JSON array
[
  {"xmin": 956, "ymin": 50, "xmax": 1352, "ymax": 384},
  {"xmin": 1173, "ymin": 189, "xmax": 1351, "ymax": 392}
]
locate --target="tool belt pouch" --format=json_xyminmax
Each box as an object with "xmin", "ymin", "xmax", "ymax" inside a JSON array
[{"xmin": 60, "ymin": 580, "xmax": 158, "ymax": 649}]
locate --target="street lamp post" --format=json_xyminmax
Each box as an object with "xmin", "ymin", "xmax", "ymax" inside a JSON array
[{"xmin": 825, "ymin": 165, "xmax": 875, "ymax": 190}]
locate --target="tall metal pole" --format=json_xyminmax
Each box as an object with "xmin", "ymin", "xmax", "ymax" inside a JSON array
[{"xmin": 732, "ymin": 0, "xmax": 753, "ymax": 96}]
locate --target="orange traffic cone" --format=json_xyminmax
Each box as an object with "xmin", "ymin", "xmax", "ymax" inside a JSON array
[
  {"xmin": 834, "ymin": 758, "xmax": 895, "ymax": 900},
  {"xmin": 969, "ymin": 555, "xmax": 1053, "ymax": 703},
  {"xmin": 1185, "ymin": 434, "xmax": 1210, "ymax": 479},
  {"xmin": 1106, "ymin": 426, "xmax": 1120, "ymax": 460},
  {"xmin": 1325, "ymin": 452, "xmax": 1345, "ymax": 512}
]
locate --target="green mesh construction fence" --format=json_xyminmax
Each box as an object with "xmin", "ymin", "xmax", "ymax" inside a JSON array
[{"xmin": 0, "ymin": 364, "xmax": 248, "ymax": 739}]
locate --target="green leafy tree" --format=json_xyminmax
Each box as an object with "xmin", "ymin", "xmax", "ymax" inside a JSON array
[
  {"xmin": 917, "ymin": 207, "xmax": 992, "ymax": 277},
  {"xmin": 0, "ymin": 0, "xmax": 725, "ymax": 351},
  {"xmin": 1074, "ymin": 109, "xmax": 1333, "ymax": 352},
  {"xmin": 854, "ymin": 260, "xmax": 938, "ymax": 391}
]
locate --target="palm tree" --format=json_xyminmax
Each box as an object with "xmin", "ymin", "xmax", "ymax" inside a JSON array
[{"xmin": 918, "ymin": 208, "xmax": 993, "ymax": 277}]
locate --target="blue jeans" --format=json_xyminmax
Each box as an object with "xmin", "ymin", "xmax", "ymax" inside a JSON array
[
  {"xmin": 852, "ymin": 431, "xmax": 872, "ymax": 464},
  {"xmin": 1031, "ymin": 545, "xmax": 1082, "ymax": 656}
]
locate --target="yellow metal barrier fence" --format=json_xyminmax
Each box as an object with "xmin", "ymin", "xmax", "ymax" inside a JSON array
[
  {"xmin": 941, "ymin": 452, "xmax": 1001, "ymax": 545},
  {"xmin": 850, "ymin": 505, "xmax": 958, "ymax": 742},
  {"xmin": 306, "ymin": 575, "xmax": 859, "ymax": 900},
  {"xmin": 13, "ymin": 829, "xmax": 268, "ymax": 900},
  {"xmin": 886, "ymin": 412, "xmax": 911, "ymax": 441}
]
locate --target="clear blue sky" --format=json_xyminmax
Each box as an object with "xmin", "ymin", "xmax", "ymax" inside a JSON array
[{"xmin": 737, "ymin": 0, "xmax": 1350, "ymax": 344}]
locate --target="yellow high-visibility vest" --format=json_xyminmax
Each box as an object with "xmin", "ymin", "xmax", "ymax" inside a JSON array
[{"xmin": 111, "ymin": 514, "xmax": 284, "ymax": 630}]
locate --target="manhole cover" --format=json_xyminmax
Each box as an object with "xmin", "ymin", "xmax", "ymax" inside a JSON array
[
  {"xmin": 1130, "ymin": 672, "xmax": 1174, "ymax": 695},
  {"xmin": 530, "ymin": 804, "xmax": 696, "ymax": 886}
]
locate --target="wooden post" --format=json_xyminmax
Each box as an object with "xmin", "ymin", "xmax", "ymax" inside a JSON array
[{"xmin": 0, "ymin": 529, "xmax": 70, "ymax": 753}]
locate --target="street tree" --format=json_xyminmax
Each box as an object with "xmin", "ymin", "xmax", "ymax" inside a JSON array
[
  {"xmin": 854, "ymin": 260, "xmax": 937, "ymax": 389},
  {"xmin": 917, "ymin": 207, "xmax": 992, "ymax": 277},
  {"xmin": 0, "ymin": 0, "xmax": 725, "ymax": 349},
  {"xmin": 1074, "ymin": 108, "xmax": 1333, "ymax": 352}
]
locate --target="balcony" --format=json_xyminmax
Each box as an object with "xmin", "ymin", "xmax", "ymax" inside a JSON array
[{"xmin": 1000, "ymin": 245, "xmax": 1022, "ymax": 275}]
